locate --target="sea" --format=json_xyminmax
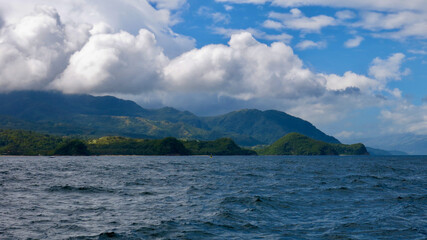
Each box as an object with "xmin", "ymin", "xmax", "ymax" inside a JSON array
[{"xmin": 0, "ymin": 155, "xmax": 426, "ymax": 240}]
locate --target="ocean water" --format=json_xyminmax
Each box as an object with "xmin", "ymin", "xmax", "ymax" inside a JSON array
[{"xmin": 0, "ymin": 155, "xmax": 426, "ymax": 240}]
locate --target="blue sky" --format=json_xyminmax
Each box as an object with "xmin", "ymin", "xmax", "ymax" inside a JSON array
[
  {"xmin": 174, "ymin": 0, "xmax": 426, "ymax": 99},
  {"xmin": 0, "ymin": 0, "xmax": 426, "ymax": 142}
]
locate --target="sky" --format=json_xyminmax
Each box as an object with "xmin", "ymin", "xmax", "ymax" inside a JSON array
[{"xmin": 0, "ymin": 0, "xmax": 426, "ymax": 142}]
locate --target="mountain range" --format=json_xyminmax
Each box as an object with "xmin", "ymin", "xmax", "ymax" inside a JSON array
[{"xmin": 0, "ymin": 91, "xmax": 339, "ymax": 146}]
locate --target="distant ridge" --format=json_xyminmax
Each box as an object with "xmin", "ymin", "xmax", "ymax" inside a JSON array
[
  {"xmin": 0, "ymin": 91, "xmax": 339, "ymax": 146},
  {"xmin": 366, "ymin": 147, "xmax": 407, "ymax": 156},
  {"xmin": 0, "ymin": 91, "xmax": 148, "ymax": 121},
  {"xmin": 352, "ymin": 134, "xmax": 426, "ymax": 155}
]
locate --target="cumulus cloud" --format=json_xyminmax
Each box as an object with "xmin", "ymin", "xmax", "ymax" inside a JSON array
[
  {"xmin": 369, "ymin": 53, "xmax": 410, "ymax": 81},
  {"xmin": 0, "ymin": 6, "xmax": 329, "ymax": 102},
  {"xmin": 0, "ymin": 3, "xmax": 181, "ymax": 93},
  {"xmin": 296, "ymin": 40, "xmax": 327, "ymax": 50},
  {"xmin": 320, "ymin": 71, "xmax": 380, "ymax": 93},
  {"xmin": 268, "ymin": 8, "xmax": 336, "ymax": 33},
  {"xmin": 51, "ymin": 29, "xmax": 168, "ymax": 94},
  {"xmin": 0, "ymin": 0, "xmax": 195, "ymax": 57},
  {"xmin": 344, "ymin": 36, "xmax": 364, "ymax": 48},
  {"xmin": 0, "ymin": 6, "xmax": 90, "ymax": 92},
  {"xmin": 164, "ymin": 32, "xmax": 323, "ymax": 100}
]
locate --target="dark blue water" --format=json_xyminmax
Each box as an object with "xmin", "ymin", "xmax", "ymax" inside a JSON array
[{"xmin": 0, "ymin": 156, "xmax": 426, "ymax": 239}]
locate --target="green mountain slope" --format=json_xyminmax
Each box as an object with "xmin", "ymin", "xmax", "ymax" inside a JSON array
[
  {"xmin": 203, "ymin": 109, "xmax": 340, "ymax": 145},
  {"xmin": 258, "ymin": 133, "xmax": 368, "ymax": 155},
  {"xmin": 0, "ymin": 91, "xmax": 148, "ymax": 121},
  {"xmin": 0, "ymin": 91, "xmax": 339, "ymax": 146},
  {"xmin": 143, "ymin": 107, "xmax": 208, "ymax": 129}
]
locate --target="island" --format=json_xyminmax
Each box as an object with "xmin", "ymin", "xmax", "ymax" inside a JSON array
[
  {"xmin": 256, "ymin": 132, "xmax": 368, "ymax": 155},
  {"xmin": 0, "ymin": 129, "xmax": 368, "ymax": 156}
]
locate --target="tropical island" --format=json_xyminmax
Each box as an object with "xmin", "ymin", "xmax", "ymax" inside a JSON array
[{"xmin": 0, "ymin": 129, "xmax": 368, "ymax": 156}]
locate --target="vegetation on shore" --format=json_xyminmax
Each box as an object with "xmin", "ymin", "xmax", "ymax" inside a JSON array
[
  {"xmin": 0, "ymin": 129, "xmax": 62, "ymax": 155},
  {"xmin": 0, "ymin": 129, "xmax": 367, "ymax": 156},
  {"xmin": 0, "ymin": 129, "xmax": 255, "ymax": 156},
  {"xmin": 54, "ymin": 139, "xmax": 90, "ymax": 156},
  {"xmin": 257, "ymin": 133, "xmax": 368, "ymax": 155},
  {"xmin": 87, "ymin": 136, "xmax": 190, "ymax": 156},
  {"xmin": 182, "ymin": 138, "xmax": 256, "ymax": 155}
]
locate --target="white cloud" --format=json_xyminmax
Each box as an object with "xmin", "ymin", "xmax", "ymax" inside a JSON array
[
  {"xmin": 335, "ymin": 10, "xmax": 356, "ymax": 20},
  {"xmin": 369, "ymin": 53, "xmax": 410, "ymax": 81},
  {"xmin": 268, "ymin": 8, "xmax": 336, "ymax": 33},
  {"xmin": 381, "ymin": 103, "xmax": 427, "ymax": 135},
  {"xmin": 344, "ymin": 36, "xmax": 364, "ymax": 48},
  {"xmin": 224, "ymin": 5, "xmax": 234, "ymax": 11},
  {"xmin": 262, "ymin": 20, "xmax": 283, "ymax": 29},
  {"xmin": 214, "ymin": 27, "xmax": 292, "ymax": 43},
  {"xmin": 147, "ymin": 0, "xmax": 186, "ymax": 10},
  {"xmin": 214, "ymin": 27, "xmax": 263, "ymax": 38},
  {"xmin": 218, "ymin": 0, "xmax": 427, "ymax": 40},
  {"xmin": 408, "ymin": 49, "xmax": 427, "ymax": 55},
  {"xmin": 356, "ymin": 11, "xmax": 415, "ymax": 31},
  {"xmin": 198, "ymin": 7, "xmax": 231, "ymax": 24},
  {"xmin": 296, "ymin": 40, "xmax": 326, "ymax": 50},
  {"xmin": 51, "ymin": 29, "xmax": 168, "ymax": 94},
  {"xmin": 263, "ymin": 33, "xmax": 293, "ymax": 42},
  {"xmin": 388, "ymin": 88, "xmax": 402, "ymax": 98},
  {"xmin": 0, "ymin": 0, "xmax": 195, "ymax": 57},
  {"xmin": 321, "ymin": 71, "xmax": 380, "ymax": 92},
  {"xmin": 216, "ymin": 0, "xmax": 267, "ymax": 4},
  {"xmin": 164, "ymin": 32, "xmax": 323, "ymax": 100},
  {"xmin": 0, "ymin": 6, "xmax": 90, "ymax": 92},
  {"xmin": 355, "ymin": 11, "xmax": 427, "ymax": 39},
  {"xmin": 285, "ymin": 91, "xmax": 385, "ymax": 127}
]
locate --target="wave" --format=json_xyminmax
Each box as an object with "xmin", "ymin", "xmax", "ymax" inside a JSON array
[{"xmin": 46, "ymin": 185, "xmax": 115, "ymax": 194}]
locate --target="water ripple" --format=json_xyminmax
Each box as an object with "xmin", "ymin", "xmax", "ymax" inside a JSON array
[{"xmin": 0, "ymin": 155, "xmax": 426, "ymax": 239}]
